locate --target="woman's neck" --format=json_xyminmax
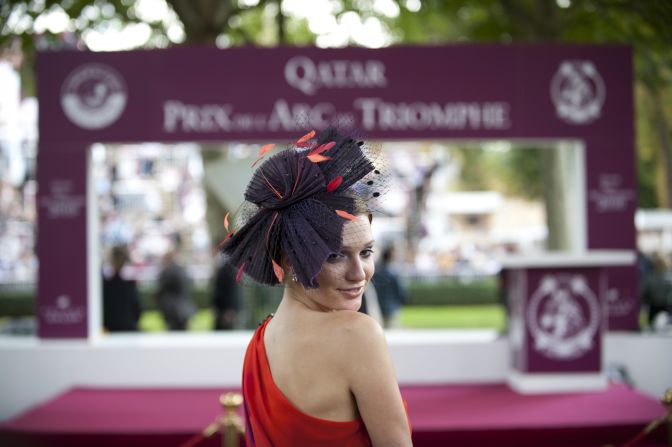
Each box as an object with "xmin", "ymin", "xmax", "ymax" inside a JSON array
[{"xmin": 278, "ymin": 285, "xmax": 331, "ymax": 314}]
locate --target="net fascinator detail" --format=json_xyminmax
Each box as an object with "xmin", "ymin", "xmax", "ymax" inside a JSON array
[{"xmin": 220, "ymin": 127, "xmax": 382, "ymax": 289}]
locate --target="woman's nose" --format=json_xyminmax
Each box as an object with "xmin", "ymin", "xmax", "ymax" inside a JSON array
[{"xmin": 346, "ymin": 257, "xmax": 366, "ymax": 282}]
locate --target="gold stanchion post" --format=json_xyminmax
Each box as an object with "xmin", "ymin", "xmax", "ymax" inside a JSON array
[
  {"xmin": 220, "ymin": 392, "xmax": 245, "ymax": 447},
  {"xmin": 662, "ymin": 388, "xmax": 672, "ymax": 446}
]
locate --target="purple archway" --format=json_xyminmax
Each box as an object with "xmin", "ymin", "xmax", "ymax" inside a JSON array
[{"xmin": 36, "ymin": 45, "xmax": 636, "ymax": 338}]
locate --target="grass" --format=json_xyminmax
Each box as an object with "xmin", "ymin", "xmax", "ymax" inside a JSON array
[
  {"xmin": 136, "ymin": 305, "xmax": 508, "ymax": 332},
  {"xmin": 139, "ymin": 309, "xmax": 215, "ymax": 332},
  {"xmin": 399, "ymin": 305, "xmax": 507, "ymax": 330},
  {"xmin": 2, "ymin": 305, "xmax": 649, "ymax": 333}
]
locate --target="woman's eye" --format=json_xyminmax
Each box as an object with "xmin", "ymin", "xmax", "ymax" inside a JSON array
[
  {"xmin": 361, "ymin": 249, "xmax": 374, "ymax": 258},
  {"xmin": 327, "ymin": 253, "xmax": 344, "ymax": 263}
]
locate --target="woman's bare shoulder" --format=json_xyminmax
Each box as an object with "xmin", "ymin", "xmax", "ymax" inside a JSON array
[
  {"xmin": 318, "ymin": 312, "xmax": 387, "ymax": 365},
  {"xmin": 324, "ymin": 311, "xmax": 384, "ymax": 339}
]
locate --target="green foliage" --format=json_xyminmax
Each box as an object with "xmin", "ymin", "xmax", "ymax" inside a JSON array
[
  {"xmin": 496, "ymin": 148, "xmax": 543, "ymax": 200},
  {"xmin": 451, "ymin": 146, "xmax": 489, "ymax": 192},
  {"xmin": 0, "ymin": 284, "xmax": 34, "ymax": 316},
  {"xmin": 406, "ymin": 277, "xmax": 499, "ymax": 306},
  {"xmin": 635, "ymin": 84, "xmax": 662, "ymax": 208},
  {"xmin": 383, "ymin": 0, "xmax": 672, "ymax": 207},
  {"xmin": 2, "ymin": 0, "xmax": 670, "ymax": 205},
  {"xmin": 451, "ymin": 145, "xmax": 543, "ymax": 199}
]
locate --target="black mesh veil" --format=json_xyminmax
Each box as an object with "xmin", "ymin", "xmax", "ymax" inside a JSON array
[{"xmin": 219, "ymin": 127, "xmax": 385, "ymax": 289}]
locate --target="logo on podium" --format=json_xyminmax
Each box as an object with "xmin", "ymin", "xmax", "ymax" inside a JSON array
[{"xmin": 527, "ymin": 274, "xmax": 600, "ymax": 360}]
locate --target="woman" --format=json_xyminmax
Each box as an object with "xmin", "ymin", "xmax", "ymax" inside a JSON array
[{"xmin": 221, "ymin": 128, "xmax": 412, "ymax": 446}]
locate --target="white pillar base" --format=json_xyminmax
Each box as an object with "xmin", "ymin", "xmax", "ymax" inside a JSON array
[{"xmin": 507, "ymin": 370, "xmax": 608, "ymax": 394}]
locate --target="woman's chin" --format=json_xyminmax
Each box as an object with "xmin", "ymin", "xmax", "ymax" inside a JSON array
[{"xmin": 341, "ymin": 298, "xmax": 362, "ymax": 312}]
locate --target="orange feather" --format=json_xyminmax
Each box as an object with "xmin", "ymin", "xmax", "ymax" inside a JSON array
[
  {"xmin": 272, "ymin": 259, "xmax": 284, "ymax": 283},
  {"xmin": 307, "ymin": 154, "xmax": 331, "ymax": 163},
  {"xmin": 308, "ymin": 141, "xmax": 335, "ymax": 156},
  {"xmin": 296, "ymin": 130, "xmax": 316, "ymax": 144},
  {"xmin": 257, "ymin": 143, "xmax": 275, "ymax": 157},
  {"xmin": 335, "ymin": 209, "xmax": 357, "ymax": 221}
]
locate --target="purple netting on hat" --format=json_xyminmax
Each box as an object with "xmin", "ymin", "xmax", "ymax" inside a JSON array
[{"xmin": 220, "ymin": 127, "xmax": 378, "ymax": 289}]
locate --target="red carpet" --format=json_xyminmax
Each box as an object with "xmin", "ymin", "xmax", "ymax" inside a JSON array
[{"xmin": 1, "ymin": 383, "xmax": 667, "ymax": 446}]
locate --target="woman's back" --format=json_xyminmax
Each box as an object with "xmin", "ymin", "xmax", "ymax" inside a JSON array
[
  {"xmin": 264, "ymin": 306, "xmax": 368, "ymax": 422},
  {"xmin": 243, "ymin": 313, "xmax": 373, "ymax": 447}
]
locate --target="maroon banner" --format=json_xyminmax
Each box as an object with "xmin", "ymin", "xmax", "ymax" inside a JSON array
[
  {"xmin": 36, "ymin": 148, "xmax": 89, "ymax": 338},
  {"xmin": 38, "ymin": 45, "xmax": 633, "ymax": 143},
  {"xmin": 36, "ymin": 45, "xmax": 637, "ymax": 337}
]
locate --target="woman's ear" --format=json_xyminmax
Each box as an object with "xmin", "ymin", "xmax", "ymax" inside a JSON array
[{"xmin": 280, "ymin": 255, "xmax": 296, "ymax": 285}]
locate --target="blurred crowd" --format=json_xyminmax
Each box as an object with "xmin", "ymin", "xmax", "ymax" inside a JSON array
[
  {"xmin": 0, "ymin": 48, "xmax": 38, "ymax": 284},
  {"xmin": 639, "ymin": 251, "xmax": 672, "ymax": 331},
  {"xmin": 96, "ymin": 143, "xmax": 212, "ymax": 285},
  {"xmin": 0, "ymin": 178, "xmax": 37, "ymax": 283}
]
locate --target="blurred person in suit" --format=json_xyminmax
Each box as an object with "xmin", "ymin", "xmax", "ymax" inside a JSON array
[
  {"xmin": 102, "ymin": 245, "xmax": 141, "ymax": 332},
  {"xmin": 641, "ymin": 252, "xmax": 672, "ymax": 329},
  {"xmin": 372, "ymin": 246, "xmax": 407, "ymax": 329},
  {"xmin": 212, "ymin": 253, "xmax": 242, "ymax": 330},
  {"xmin": 156, "ymin": 248, "xmax": 195, "ymax": 331}
]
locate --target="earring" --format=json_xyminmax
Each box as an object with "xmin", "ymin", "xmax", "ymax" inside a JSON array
[{"xmin": 291, "ymin": 272, "xmax": 298, "ymax": 282}]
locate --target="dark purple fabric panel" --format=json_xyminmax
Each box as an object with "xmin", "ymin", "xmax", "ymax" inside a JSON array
[
  {"xmin": 585, "ymin": 139, "xmax": 637, "ymax": 251},
  {"xmin": 513, "ymin": 45, "xmax": 633, "ymax": 138},
  {"xmin": 605, "ymin": 266, "xmax": 640, "ymax": 330},
  {"xmin": 522, "ymin": 267, "xmax": 603, "ymax": 373},
  {"xmin": 584, "ymin": 134, "xmax": 638, "ymax": 330},
  {"xmin": 36, "ymin": 147, "xmax": 89, "ymax": 338},
  {"xmin": 37, "ymin": 45, "xmax": 632, "ymax": 142},
  {"xmin": 35, "ymin": 45, "xmax": 637, "ymax": 336}
]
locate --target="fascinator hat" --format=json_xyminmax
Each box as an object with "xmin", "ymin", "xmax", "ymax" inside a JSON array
[{"xmin": 220, "ymin": 127, "xmax": 383, "ymax": 289}]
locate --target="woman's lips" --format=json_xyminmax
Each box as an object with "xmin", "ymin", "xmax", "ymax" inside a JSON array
[{"xmin": 338, "ymin": 286, "xmax": 364, "ymax": 299}]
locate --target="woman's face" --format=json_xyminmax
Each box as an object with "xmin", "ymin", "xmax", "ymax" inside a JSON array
[{"xmin": 299, "ymin": 215, "xmax": 375, "ymax": 312}]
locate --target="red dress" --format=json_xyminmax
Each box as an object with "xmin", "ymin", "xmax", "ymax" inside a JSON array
[{"xmin": 242, "ymin": 317, "xmax": 380, "ymax": 447}]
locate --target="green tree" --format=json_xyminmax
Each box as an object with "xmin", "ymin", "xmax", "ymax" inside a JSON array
[
  {"xmin": 382, "ymin": 0, "xmax": 672, "ymax": 209},
  {"xmin": 2, "ymin": 0, "xmax": 669, "ymax": 227},
  {"xmin": 1, "ymin": 0, "xmax": 317, "ymax": 260}
]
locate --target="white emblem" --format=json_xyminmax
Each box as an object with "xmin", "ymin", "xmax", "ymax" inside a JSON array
[
  {"xmin": 42, "ymin": 294, "xmax": 85, "ymax": 325},
  {"xmin": 56, "ymin": 295, "xmax": 70, "ymax": 309},
  {"xmin": 61, "ymin": 63, "xmax": 127, "ymax": 129},
  {"xmin": 550, "ymin": 60, "xmax": 605, "ymax": 125},
  {"xmin": 527, "ymin": 274, "xmax": 600, "ymax": 360}
]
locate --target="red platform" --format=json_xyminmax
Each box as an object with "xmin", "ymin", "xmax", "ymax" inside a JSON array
[{"xmin": 0, "ymin": 382, "xmax": 667, "ymax": 447}]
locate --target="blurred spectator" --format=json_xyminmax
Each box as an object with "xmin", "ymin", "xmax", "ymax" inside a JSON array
[
  {"xmin": 637, "ymin": 250, "xmax": 653, "ymax": 298},
  {"xmin": 641, "ymin": 253, "xmax": 672, "ymax": 328},
  {"xmin": 212, "ymin": 254, "xmax": 241, "ymax": 330},
  {"xmin": 359, "ymin": 282, "xmax": 384, "ymax": 327},
  {"xmin": 372, "ymin": 245, "xmax": 407, "ymax": 328},
  {"xmin": 498, "ymin": 268, "xmax": 509, "ymax": 334},
  {"xmin": 155, "ymin": 249, "xmax": 195, "ymax": 331},
  {"xmin": 102, "ymin": 245, "xmax": 141, "ymax": 332}
]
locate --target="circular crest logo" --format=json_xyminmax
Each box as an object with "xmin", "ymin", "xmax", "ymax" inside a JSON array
[
  {"xmin": 61, "ymin": 63, "xmax": 127, "ymax": 129},
  {"xmin": 550, "ymin": 60, "xmax": 605, "ymax": 125},
  {"xmin": 527, "ymin": 274, "xmax": 600, "ymax": 360}
]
